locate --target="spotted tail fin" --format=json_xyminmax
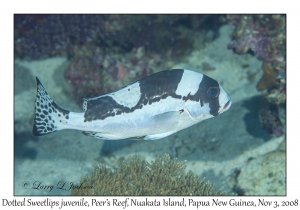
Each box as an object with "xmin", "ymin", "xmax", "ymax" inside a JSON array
[{"xmin": 32, "ymin": 77, "xmax": 70, "ymax": 136}]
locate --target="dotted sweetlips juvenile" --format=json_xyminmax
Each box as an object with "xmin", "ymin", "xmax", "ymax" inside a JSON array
[{"xmin": 32, "ymin": 69, "xmax": 231, "ymax": 140}]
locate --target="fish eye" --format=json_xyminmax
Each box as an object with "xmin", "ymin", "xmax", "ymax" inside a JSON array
[{"xmin": 207, "ymin": 86, "xmax": 219, "ymax": 99}]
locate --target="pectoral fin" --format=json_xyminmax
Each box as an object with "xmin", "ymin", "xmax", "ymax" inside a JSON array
[
  {"xmin": 151, "ymin": 111, "xmax": 181, "ymax": 124},
  {"xmin": 144, "ymin": 130, "xmax": 177, "ymax": 140},
  {"xmin": 135, "ymin": 111, "xmax": 181, "ymax": 140}
]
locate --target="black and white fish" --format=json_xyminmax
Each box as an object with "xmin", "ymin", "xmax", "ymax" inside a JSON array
[{"xmin": 32, "ymin": 69, "xmax": 231, "ymax": 140}]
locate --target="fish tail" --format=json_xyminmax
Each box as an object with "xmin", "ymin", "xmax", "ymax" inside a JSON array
[{"xmin": 32, "ymin": 77, "xmax": 70, "ymax": 136}]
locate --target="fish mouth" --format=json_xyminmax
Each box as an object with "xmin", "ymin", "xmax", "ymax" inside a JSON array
[{"xmin": 223, "ymin": 100, "xmax": 231, "ymax": 110}]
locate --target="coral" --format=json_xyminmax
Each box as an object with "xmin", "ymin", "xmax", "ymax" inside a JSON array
[
  {"xmin": 96, "ymin": 14, "xmax": 223, "ymax": 57},
  {"xmin": 260, "ymin": 104, "xmax": 283, "ymax": 137},
  {"xmin": 14, "ymin": 14, "xmax": 106, "ymax": 59},
  {"xmin": 71, "ymin": 154, "xmax": 229, "ymax": 196},
  {"xmin": 227, "ymin": 15, "xmax": 286, "ymax": 66},
  {"xmin": 227, "ymin": 15, "xmax": 286, "ymax": 100},
  {"xmin": 14, "ymin": 14, "xmax": 205, "ymax": 60},
  {"xmin": 265, "ymin": 88, "xmax": 286, "ymax": 105},
  {"xmin": 256, "ymin": 62, "xmax": 276, "ymax": 91},
  {"xmin": 227, "ymin": 15, "xmax": 286, "ymax": 136}
]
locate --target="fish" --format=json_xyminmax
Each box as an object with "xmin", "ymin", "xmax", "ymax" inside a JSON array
[{"xmin": 32, "ymin": 69, "xmax": 231, "ymax": 140}]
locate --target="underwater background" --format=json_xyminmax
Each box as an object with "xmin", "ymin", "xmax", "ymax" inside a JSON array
[{"xmin": 14, "ymin": 14, "xmax": 286, "ymax": 195}]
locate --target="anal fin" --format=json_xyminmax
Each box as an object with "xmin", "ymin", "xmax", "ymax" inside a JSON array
[
  {"xmin": 130, "ymin": 136, "xmax": 147, "ymax": 140},
  {"xmin": 82, "ymin": 131, "xmax": 121, "ymax": 140}
]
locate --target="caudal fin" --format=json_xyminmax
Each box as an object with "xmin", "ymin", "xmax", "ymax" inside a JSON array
[{"xmin": 32, "ymin": 77, "xmax": 70, "ymax": 136}]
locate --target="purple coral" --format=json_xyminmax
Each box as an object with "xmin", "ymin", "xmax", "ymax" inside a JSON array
[
  {"xmin": 228, "ymin": 35, "xmax": 273, "ymax": 62},
  {"xmin": 260, "ymin": 104, "xmax": 283, "ymax": 137},
  {"xmin": 227, "ymin": 15, "xmax": 286, "ymax": 69}
]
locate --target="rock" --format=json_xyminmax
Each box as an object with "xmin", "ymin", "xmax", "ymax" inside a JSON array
[{"xmin": 236, "ymin": 150, "xmax": 286, "ymax": 195}]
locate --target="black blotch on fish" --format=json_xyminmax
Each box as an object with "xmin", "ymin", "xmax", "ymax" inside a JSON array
[{"xmin": 189, "ymin": 75, "xmax": 220, "ymax": 116}]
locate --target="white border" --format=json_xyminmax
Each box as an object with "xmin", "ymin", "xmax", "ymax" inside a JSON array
[{"xmin": 1, "ymin": 1, "xmax": 298, "ymax": 209}]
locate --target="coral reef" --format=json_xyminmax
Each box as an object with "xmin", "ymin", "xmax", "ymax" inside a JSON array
[
  {"xmin": 14, "ymin": 14, "xmax": 208, "ymax": 60},
  {"xmin": 265, "ymin": 88, "xmax": 286, "ymax": 105},
  {"xmin": 227, "ymin": 15, "xmax": 285, "ymax": 66},
  {"xmin": 227, "ymin": 15, "xmax": 286, "ymax": 136},
  {"xmin": 14, "ymin": 15, "xmax": 105, "ymax": 59},
  {"xmin": 256, "ymin": 62, "xmax": 276, "ymax": 91},
  {"xmin": 260, "ymin": 104, "xmax": 283, "ymax": 137},
  {"xmin": 227, "ymin": 15, "xmax": 286, "ymax": 95},
  {"xmin": 71, "ymin": 154, "xmax": 229, "ymax": 196}
]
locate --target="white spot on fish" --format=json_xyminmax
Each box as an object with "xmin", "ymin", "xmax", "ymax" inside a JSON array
[{"xmin": 109, "ymin": 82, "xmax": 141, "ymax": 109}]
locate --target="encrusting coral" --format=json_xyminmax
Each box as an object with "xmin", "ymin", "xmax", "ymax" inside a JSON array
[
  {"xmin": 227, "ymin": 15, "xmax": 285, "ymax": 67},
  {"xmin": 227, "ymin": 15, "xmax": 286, "ymax": 137},
  {"xmin": 260, "ymin": 104, "xmax": 283, "ymax": 137},
  {"xmin": 71, "ymin": 154, "xmax": 230, "ymax": 196}
]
